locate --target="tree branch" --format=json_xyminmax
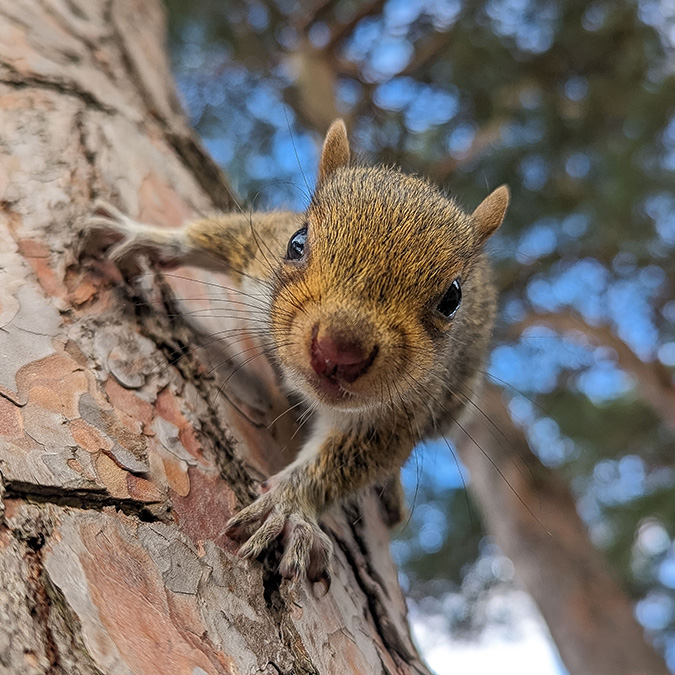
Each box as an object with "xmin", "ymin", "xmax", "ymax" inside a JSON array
[
  {"xmin": 515, "ymin": 311, "xmax": 675, "ymax": 433},
  {"xmin": 326, "ymin": 0, "xmax": 387, "ymax": 52}
]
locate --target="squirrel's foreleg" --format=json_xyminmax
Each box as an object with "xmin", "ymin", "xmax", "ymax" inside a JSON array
[
  {"xmin": 84, "ymin": 201, "xmax": 299, "ymax": 283},
  {"xmin": 225, "ymin": 417, "xmax": 415, "ymax": 587}
]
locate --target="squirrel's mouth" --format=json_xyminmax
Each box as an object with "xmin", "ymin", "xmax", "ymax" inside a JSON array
[{"xmin": 308, "ymin": 373, "xmax": 354, "ymax": 401}]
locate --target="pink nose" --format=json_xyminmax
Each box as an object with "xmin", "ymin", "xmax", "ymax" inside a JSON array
[{"xmin": 310, "ymin": 332, "xmax": 377, "ymax": 383}]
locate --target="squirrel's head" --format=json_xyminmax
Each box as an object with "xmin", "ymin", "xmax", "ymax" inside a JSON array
[{"xmin": 270, "ymin": 120, "xmax": 508, "ymax": 413}]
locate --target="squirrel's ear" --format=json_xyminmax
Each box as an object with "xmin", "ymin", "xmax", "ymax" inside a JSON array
[
  {"xmin": 472, "ymin": 185, "xmax": 509, "ymax": 243},
  {"xmin": 319, "ymin": 119, "xmax": 350, "ymax": 183}
]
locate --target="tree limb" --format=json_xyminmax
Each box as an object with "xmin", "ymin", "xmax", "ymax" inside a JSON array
[{"xmin": 515, "ymin": 311, "xmax": 675, "ymax": 433}]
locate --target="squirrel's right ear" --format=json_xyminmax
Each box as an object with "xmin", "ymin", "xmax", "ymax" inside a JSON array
[
  {"xmin": 472, "ymin": 185, "xmax": 509, "ymax": 243},
  {"xmin": 318, "ymin": 119, "xmax": 350, "ymax": 183}
]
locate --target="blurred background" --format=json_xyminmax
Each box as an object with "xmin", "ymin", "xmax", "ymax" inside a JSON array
[{"xmin": 163, "ymin": 1, "xmax": 675, "ymax": 672}]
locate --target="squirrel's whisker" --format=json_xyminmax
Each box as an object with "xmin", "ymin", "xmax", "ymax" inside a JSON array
[{"xmin": 83, "ymin": 118, "xmax": 511, "ymax": 583}]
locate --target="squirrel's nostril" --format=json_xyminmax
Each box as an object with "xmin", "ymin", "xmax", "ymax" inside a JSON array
[{"xmin": 310, "ymin": 330, "xmax": 378, "ymax": 383}]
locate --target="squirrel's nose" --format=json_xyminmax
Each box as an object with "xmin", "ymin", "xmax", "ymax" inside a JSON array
[{"xmin": 310, "ymin": 329, "xmax": 378, "ymax": 383}]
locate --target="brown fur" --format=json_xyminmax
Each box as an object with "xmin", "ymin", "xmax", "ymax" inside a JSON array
[{"xmin": 85, "ymin": 119, "xmax": 508, "ymax": 588}]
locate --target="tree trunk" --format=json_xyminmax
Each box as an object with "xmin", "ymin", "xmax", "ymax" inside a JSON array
[
  {"xmin": 0, "ymin": 2, "xmax": 428, "ymax": 673},
  {"xmin": 456, "ymin": 384, "xmax": 670, "ymax": 675}
]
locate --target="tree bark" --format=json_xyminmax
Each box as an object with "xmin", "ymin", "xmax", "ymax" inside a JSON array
[
  {"xmin": 456, "ymin": 384, "xmax": 670, "ymax": 675},
  {"xmin": 0, "ymin": 2, "xmax": 428, "ymax": 673}
]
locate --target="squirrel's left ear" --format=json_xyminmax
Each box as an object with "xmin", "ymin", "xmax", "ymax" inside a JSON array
[
  {"xmin": 319, "ymin": 119, "xmax": 350, "ymax": 183},
  {"xmin": 472, "ymin": 185, "xmax": 509, "ymax": 243}
]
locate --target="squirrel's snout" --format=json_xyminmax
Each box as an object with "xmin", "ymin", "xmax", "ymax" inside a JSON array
[{"xmin": 310, "ymin": 325, "xmax": 378, "ymax": 384}]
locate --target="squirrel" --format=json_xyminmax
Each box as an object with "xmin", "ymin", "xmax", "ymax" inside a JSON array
[{"xmin": 85, "ymin": 119, "xmax": 509, "ymax": 589}]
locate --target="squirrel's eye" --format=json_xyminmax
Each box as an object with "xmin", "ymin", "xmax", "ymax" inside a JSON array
[
  {"xmin": 286, "ymin": 226, "xmax": 308, "ymax": 261},
  {"xmin": 437, "ymin": 279, "xmax": 462, "ymax": 318}
]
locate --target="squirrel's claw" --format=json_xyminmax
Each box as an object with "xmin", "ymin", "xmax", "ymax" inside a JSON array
[
  {"xmin": 236, "ymin": 511, "xmax": 285, "ymax": 559},
  {"xmin": 91, "ymin": 199, "xmax": 131, "ymax": 223},
  {"xmin": 314, "ymin": 570, "xmax": 332, "ymax": 596},
  {"xmin": 306, "ymin": 530, "xmax": 333, "ymax": 595},
  {"xmin": 225, "ymin": 491, "xmax": 274, "ymax": 538},
  {"xmin": 81, "ymin": 201, "xmax": 141, "ymax": 265},
  {"xmin": 225, "ymin": 489, "xmax": 334, "ymax": 588},
  {"xmin": 81, "ymin": 201, "xmax": 183, "ymax": 270},
  {"xmin": 278, "ymin": 515, "xmax": 333, "ymax": 588},
  {"xmin": 84, "ymin": 201, "xmax": 135, "ymax": 247}
]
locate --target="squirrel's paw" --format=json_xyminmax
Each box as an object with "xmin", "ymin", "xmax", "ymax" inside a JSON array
[
  {"xmin": 82, "ymin": 200, "xmax": 183, "ymax": 268},
  {"xmin": 225, "ymin": 489, "xmax": 333, "ymax": 590}
]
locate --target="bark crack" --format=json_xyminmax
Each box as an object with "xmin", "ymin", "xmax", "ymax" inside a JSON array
[
  {"xmin": 5, "ymin": 509, "xmax": 105, "ymax": 675},
  {"xmin": 42, "ymin": 572, "xmax": 107, "ymax": 675},
  {"xmin": 75, "ymin": 109, "xmax": 97, "ymax": 202},
  {"xmin": 250, "ymin": 541, "xmax": 320, "ymax": 674},
  {"xmin": 164, "ymin": 130, "xmax": 240, "ymax": 212},
  {"xmin": 329, "ymin": 504, "xmax": 423, "ymax": 674},
  {"xmin": 0, "ymin": 61, "xmax": 113, "ymax": 114},
  {"xmin": 24, "ymin": 527, "xmax": 60, "ymax": 675},
  {"xmin": 128, "ymin": 277, "xmax": 259, "ymax": 505},
  {"xmin": 106, "ymin": 11, "xmax": 162, "ymax": 121},
  {"xmin": 104, "ymin": 5, "xmax": 238, "ymax": 210},
  {"xmin": 3, "ymin": 479, "xmax": 169, "ymax": 522}
]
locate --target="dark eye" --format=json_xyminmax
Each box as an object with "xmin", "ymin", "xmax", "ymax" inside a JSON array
[
  {"xmin": 286, "ymin": 225, "xmax": 308, "ymax": 261},
  {"xmin": 437, "ymin": 279, "xmax": 462, "ymax": 318}
]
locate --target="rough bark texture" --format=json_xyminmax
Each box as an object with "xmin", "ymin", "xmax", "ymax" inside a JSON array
[
  {"xmin": 0, "ymin": 2, "xmax": 429, "ymax": 673},
  {"xmin": 457, "ymin": 384, "xmax": 670, "ymax": 675}
]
